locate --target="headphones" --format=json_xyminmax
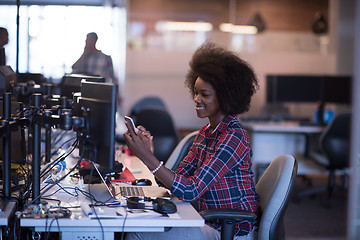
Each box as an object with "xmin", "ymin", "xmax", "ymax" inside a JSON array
[{"xmin": 126, "ymin": 197, "xmax": 177, "ymax": 214}]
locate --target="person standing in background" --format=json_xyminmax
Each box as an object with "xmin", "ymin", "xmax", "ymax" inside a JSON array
[
  {"xmin": 0, "ymin": 27, "xmax": 9, "ymax": 66},
  {"xmin": 72, "ymin": 32, "xmax": 117, "ymax": 84},
  {"xmin": 72, "ymin": 32, "xmax": 122, "ymax": 105}
]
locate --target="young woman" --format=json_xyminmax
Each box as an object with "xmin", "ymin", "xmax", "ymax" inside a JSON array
[{"xmin": 124, "ymin": 41, "xmax": 260, "ymax": 240}]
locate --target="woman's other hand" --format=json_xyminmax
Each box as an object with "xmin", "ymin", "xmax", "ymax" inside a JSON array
[{"xmin": 124, "ymin": 122, "xmax": 154, "ymax": 159}]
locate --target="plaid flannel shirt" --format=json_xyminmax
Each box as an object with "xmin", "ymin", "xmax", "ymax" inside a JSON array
[
  {"xmin": 172, "ymin": 115, "xmax": 260, "ymax": 235},
  {"xmin": 74, "ymin": 50, "xmax": 116, "ymax": 83}
]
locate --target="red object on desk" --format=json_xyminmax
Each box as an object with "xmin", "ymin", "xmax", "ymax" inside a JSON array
[
  {"xmin": 123, "ymin": 146, "xmax": 134, "ymax": 156},
  {"xmin": 80, "ymin": 160, "xmax": 90, "ymax": 167},
  {"xmin": 111, "ymin": 167, "xmax": 136, "ymax": 183}
]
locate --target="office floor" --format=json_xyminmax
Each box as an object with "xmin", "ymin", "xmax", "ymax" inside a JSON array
[{"xmin": 284, "ymin": 174, "xmax": 347, "ymax": 240}]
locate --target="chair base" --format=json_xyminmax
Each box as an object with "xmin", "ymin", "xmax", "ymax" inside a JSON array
[{"xmin": 294, "ymin": 173, "xmax": 348, "ymax": 208}]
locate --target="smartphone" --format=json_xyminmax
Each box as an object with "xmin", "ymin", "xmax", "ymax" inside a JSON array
[{"xmin": 124, "ymin": 116, "xmax": 138, "ymax": 133}]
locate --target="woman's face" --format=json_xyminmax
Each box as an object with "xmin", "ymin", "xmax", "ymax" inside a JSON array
[{"xmin": 193, "ymin": 77, "xmax": 224, "ymax": 125}]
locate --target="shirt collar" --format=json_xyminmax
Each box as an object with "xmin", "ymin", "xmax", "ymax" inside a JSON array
[{"xmin": 205, "ymin": 115, "xmax": 238, "ymax": 135}]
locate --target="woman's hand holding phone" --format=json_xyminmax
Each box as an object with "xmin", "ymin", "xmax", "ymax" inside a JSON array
[
  {"xmin": 124, "ymin": 116, "xmax": 139, "ymax": 134},
  {"xmin": 123, "ymin": 116, "xmax": 154, "ymax": 155}
]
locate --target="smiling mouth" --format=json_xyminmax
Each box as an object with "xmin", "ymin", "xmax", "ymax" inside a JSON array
[{"xmin": 196, "ymin": 106, "xmax": 205, "ymax": 110}]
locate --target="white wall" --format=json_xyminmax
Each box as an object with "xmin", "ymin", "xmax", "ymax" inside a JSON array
[{"xmin": 124, "ymin": 40, "xmax": 336, "ymax": 130}]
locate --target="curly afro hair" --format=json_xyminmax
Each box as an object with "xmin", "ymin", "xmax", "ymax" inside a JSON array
[{"xmin": 185, "ymin": 41, "xmax": 259, "ymax": 115}]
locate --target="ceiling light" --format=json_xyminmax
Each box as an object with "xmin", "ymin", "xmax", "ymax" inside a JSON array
[
  {"xmin": 219, "ymin": 23, "xmax": 258, "ymax": 35},
  {"xmin": 155, "ymin": 21, "xmax": 213, "ymax": 32}
]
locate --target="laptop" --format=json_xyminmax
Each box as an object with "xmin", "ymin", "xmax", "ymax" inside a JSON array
[
  {"xmin": 112, "ymin": 183, "xmax": 171, "ymax": 199},
  {"xmin": 82, "ymin": 184, "xmax": 172, "ymax": 218}
]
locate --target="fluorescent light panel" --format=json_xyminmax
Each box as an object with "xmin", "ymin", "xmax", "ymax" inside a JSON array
[
  {"xmin": 219, "ymin": 23, "xmax": 258, "ymax": 35},
  {"xmin": 156, "ymin": 21, "xmax": 213, "ymax": 32}
]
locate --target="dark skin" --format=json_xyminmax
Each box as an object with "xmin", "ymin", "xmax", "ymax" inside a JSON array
[
  {"xmin": 72, "ymin": 33, "xmax": 98, "ymax": 71},
  {"xmin": 124, "ymin": 77, "xmax": 225, "ymax": 190},
  {"xmin": 123, "ymin": 123, "xmax": 175, "ymax": 189}
]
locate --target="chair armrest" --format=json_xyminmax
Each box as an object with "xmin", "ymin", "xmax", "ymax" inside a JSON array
[
  {"xmin": 200, "ymin": 209, "xmax": 257, "ymax": 240},
  {"xmin": 200, "ymin": 208, "xmax": 257, "ymax": 222}
]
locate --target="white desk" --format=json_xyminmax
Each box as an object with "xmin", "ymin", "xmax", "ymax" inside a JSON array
[
  {"xmin": 243, "ymin": 121, "xmax": 326, "ymax": 179},
  {"xmin": 20, "ymin": 155, "xmax": 204, "ymax": 240},
  {"xmin": 0, "ymin": 201, "xmax": 16, "ymax": 226},
  {"xmin": 0, "ymin": 200, "xmax": 17, "ymax": 237},
  {"xmin": 21, "ymin": 200, "xmax": 203, "ymax": 239},
  {"xmin": 244, "ymin": 121, "xmax": 323, "ymax": 133}
]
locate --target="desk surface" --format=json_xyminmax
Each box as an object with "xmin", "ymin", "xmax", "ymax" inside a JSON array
[
  {"xmin": 20, "ymin": 154, "xmax": 204, "ymax": 237},
  {"xmin": 120, "ymin": 154, "xmax": 155, "ymax": 180},
  {"xmin": 0, "ymin": 201, "xmax": 16, "ymax": 226},
  {"xmin": 21, "ymin": 199, "xmax": 203, "ymax": 230},
  {"xmin": 244, "ymin": 121, "xmax": 326, "ymax": 177},
  {"xmin": 243, "ymin": 121, "xmax": 323, "ymax": 133}
]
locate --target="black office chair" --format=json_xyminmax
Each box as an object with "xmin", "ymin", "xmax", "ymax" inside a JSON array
[
  {"xmin": 165, "ymin": 131, "xmax": 198, "ymax": 171},
  {"xmin": 200, "ymin": 155, "xmax": 297, "ymax": 240},
  {"xmin": 129, "ymin": 96, "xmax": 167, "ymax": 119},
  {"xmin": 116, "ymin": 97, "xmax": 167, "ymax": 145},
  {"xmin": 297, "ymin": 112, "xmax": 351, "ymax": 202},
  {"xmin": 134, "ymin": 107, "xmax": 179, "ymax": 163}
]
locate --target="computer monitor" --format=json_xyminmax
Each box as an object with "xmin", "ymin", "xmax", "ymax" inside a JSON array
[
  {"xmin": 74, "ymin": 81, "xmax": 117, "ymax": 170},
  {"xmin": 266, "ymin": 74, "xmax": 352, "ymax": 124},
  {"xmin": 266, "ymin": 74, "xmax": 352, "ymax": 105},
  {"xmin": 266, "ymin": 75, "xmax": 322, "ymax": 103},
  {"xmin": 17, "ymin": 72, "xmax": 46, "ymax": 85},
  {"xmin": 60, "ymin": 74, "xmax": 105, "ymax": 99},
  {"xmin": 322, "ymin": 75, "xmax": 352, "ymax": 104}
]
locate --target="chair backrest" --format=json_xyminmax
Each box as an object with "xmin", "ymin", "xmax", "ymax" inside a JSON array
[
  {"xmin": 165, "ymin": 131, "xmax": 199, "ymax": 171},
  {"xmin": 129, "ymin": 96, "xmax": 167, "ymax": 117},
  {"xmin": 256, "ymin": 155, "xmax": 298, "ymax": 240},
  {"xmin": 134, "ymin": 108, "xmax": 179, "ymax": 162},
  {"xmin": 320, "ymin": 112, "xmax": 351, "ymax": 169}
]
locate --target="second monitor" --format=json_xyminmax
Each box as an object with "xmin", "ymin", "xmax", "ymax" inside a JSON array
[
  {"xmin": 74, "ymin": 81, "xmax": 117, "ymax": 170},
  {"xmin": 60, "ymin": 74, "xmax": 105, "ymax": 99}
]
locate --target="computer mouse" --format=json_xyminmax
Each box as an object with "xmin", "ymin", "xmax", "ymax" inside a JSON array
[
  {"xmin": 152, "ymin": 198, "xmax": 177, "ymax": 214},
  {"xmin": 132, "ymin": 178, "xmax": 152, "ymax": 186}
]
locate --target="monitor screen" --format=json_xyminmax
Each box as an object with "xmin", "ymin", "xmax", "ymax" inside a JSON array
[
  {"xmin": 75, "ymin": 81, "xmax": 117, "ymax": 170},
  {"xmin": 266, "ymin": 75, "xmax": 322, "ymax": 103},
  {"xmin": 266, "ymin": 74, "xmax": 352, "ymax": 105},
  {"xmin": 60, "ymin": 74, "xmax": 105, "ymax": 99},
  {"xmin": 322, "ymin": 75, "xmax": 352, "ymax": 104}
]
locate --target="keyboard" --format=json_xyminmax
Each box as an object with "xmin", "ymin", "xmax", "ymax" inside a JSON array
[{"xmin": 118, "ymin": 186, "xmax": 145, "ymax": 197}]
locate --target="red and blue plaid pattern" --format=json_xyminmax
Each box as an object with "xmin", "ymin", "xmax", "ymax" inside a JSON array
[{"xmin": 172, "ymin": 115, "xmax": 259, "ymax": 235}]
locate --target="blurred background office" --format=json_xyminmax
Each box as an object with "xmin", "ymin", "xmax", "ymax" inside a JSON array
[
  {"xmin": 0, "ymin": 0, "xmax": 354, "ymax": 128},
  {"xmin": 0, "ymin": 0, "xmax": 359, "ymax": 238}
]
